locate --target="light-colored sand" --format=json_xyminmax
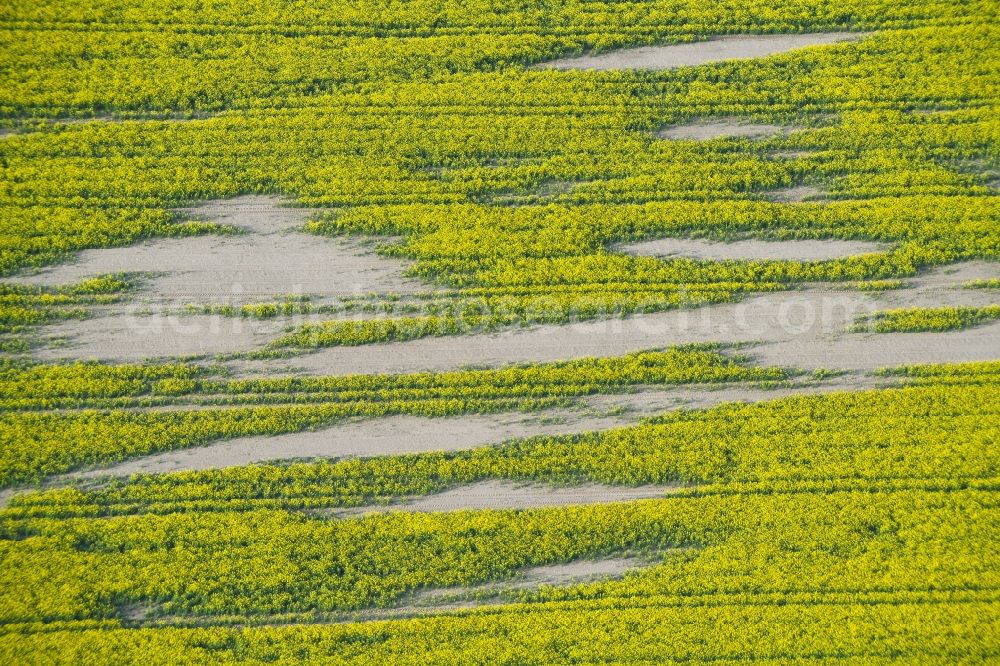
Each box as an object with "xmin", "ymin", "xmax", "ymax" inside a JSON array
[
  {"xmin": 488, "ymin": 180, "xmax": 580, "ymax": 204},
  {"xmin": 581, "ymin": 373, "xmax": 897, "ymax": 415},
  {"xmin": 512, "ymin": 557, "xmax": 655, "ymax": 585},
  {"xmin": 8, "ymin": 258, "xmax": 994, "ymax": 497},
  {"xmin": 657, "ymin": 120, "xmax": 791, "ymax": 141},
  {"xmin": 10, "ymin": 195, "xmax": 423, "ymax": 300},
  {"xmin": 17, "ymin": 222, "xmax": 999, "ymax": 379},
  {"xmin": 14, "ymin": 195, "xmax": 429, "ymax": 360},
  {"xmin": 33, "ymin": 375, "xmax": 903, "ymax": 488},
  {"xmin": 769, "ymin": 149, "xmax": 817, "ymax": 159},
  {"xmin": 763, "ymin": 185, "xmax": 823, "ymax": 202},
  {"xmin": 405, "ymin": 553, "xmax": 661, "ymax": 609},
  {"xmin": 617, "ymin": 236, "xmax": 883, "ymax": 261},
  {"xmin": 30, "ymin": 312, "xmax": 300, "ymax": 361},
  {"xmin": 331, "ymin": 481, "xmax": 675, "ymax": 516},
  {"xmin": 234, "ymin": 262, "xmax": 1000, "ymax": 376},
  {"xmin": 536, "ymin": 33, "xmax": 863, "ymax": 71},
  {"xmin": 748, "ymin": 320, "xmax": 1000, "ymax": 370},
  {"xmin": 62, "ymin": 411, "xmax": 633, "ymax": 480}
]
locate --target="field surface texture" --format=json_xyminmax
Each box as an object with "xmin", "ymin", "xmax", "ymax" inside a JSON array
[{"xmin": 1, "ymin": 0, "xmax": 998, "ymax": 663}]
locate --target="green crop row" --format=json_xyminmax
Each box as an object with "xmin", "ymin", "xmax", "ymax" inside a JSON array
[
  {"xmin": 0, "ymin": 345, "xmax": 784, "ymax": 409},
  {"xmin": 0, "ymin": 346, "xmax": 787, "ymax": 485},
  {"xmin": 853, "ymin": 304, "xmax": 1000, "ymax": 333},
  {"xmin": 964, "ymin": 278, "xmax": 1000, "ymax": 289},
  {"xmin": 1, "ymin": 0, "xmax": 977, "ymax": 118},
  {"xmin": 1, "ymin": 369, "xmax": 996, "ymax": 660},
  {"xmin": 0, "ymin": 274, "xmax": 135, "ymax": 335},
  {"xmin": 1, "ymin": 21, "xmax": 997, "ymax": 348},
  {"xmin": 1, "ymin": 486, "xmax": 996, "ymax": 622},
  {"xmin": 1, "ymin": 367, "xmax": 996, "ymax": 662},
  {"xmin": 9, "ymin": 371, "xmax": 995, "ymax": 517}
]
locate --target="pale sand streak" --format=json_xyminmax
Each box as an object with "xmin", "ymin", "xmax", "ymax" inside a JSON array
[
  {"xmin": 535, "ymin": 33, "xmax": 865, "ymax": 71},
  {"xmin": 30, "ymin": 374, "xmax": 893, "ymax": 488},
  {"xmin": 616, "ymin": 237, "xmax": 886, "ymax": 261},
  {"xmin": 234, "ymin": 261, "xmax": 1000, "ymax": 376},
  {"xmin": 328, "ymin": 481, "xmax": 676, "ymax": 516}
]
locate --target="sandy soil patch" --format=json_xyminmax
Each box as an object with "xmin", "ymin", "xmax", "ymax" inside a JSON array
[
  {"xmin": 749, "ymin": 319, "xmax": 1000, "ymax": 371},
  {"xmin": 483, "ymin": 180, "xmax": 582, "ymax": 205},
  {"xmin": 14, "ymin": 195, "xmax": 427, "ymax": 360},
  {"xmin": 61, "ymin": 411, "xmax": 635, "ymax": 480},
  {"xmin": 19, "ymin": 252, "xmax": 999, "ymax": 375},
  {"xmin": 330, "ymin": 481, "xmax": 675, "ymax": 516},
  {"xmin": 616, "ymin": 236, "xmax": 884, "ymax": 261},
  {"xmin": 769, "ymin": 149, "xmax": 817, "ymax": 159},
  {"xmin": 10, "ymin": 195, "xmax": 423, "ymax": 301},
  {"xmin": 404, "ymin": 553, "xmax": 663, "ymax": 609},
  {"xmin": 29, "ymin": 312, "xmax": 302, "ymax": 361},
  {"xmin": 0, "ymin": 376, "xmax": 902, "ymax": 492},
  {"xmin": 536, "ymin": 33, "xmax": 863, "ymax": 71},
  {"xmin": 656, "ymin": 119, "xmax": 792, "ymax": 141},
  {"xmin": 235, "ymin": 262, "xmax": 1000, "ymax": 376},
  {"xmin": 763, "ymin": 185, "xmax": 823, "ymax": 202},
  {"xmin": 581, "ymin": 373, "xmax": 897, "ymax": 415},
  {"xmin": 876, "ymin": 260, "xmax": 999, "ymax": 300}
]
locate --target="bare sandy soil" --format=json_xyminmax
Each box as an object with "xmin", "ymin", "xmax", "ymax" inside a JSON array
[
  {"xmin": 62, "ymin": 411, "xmax": 634, "ymax": 480},
  {"xmin": 581, "ymin": 373, "xmax": 897, "ymax": 415},
  {"xmin": 14, "ymin": 195, "xmax": 429, "ymax": 360},
  {"xmin": 39, "ymin": 374, "xmax": 902, "ymax": 487},
  {"xmin": 330, "ymin": 481, "xmax": 675, "ymax": 516},
  {"xmin": 30, "ymin": 312, "xmax": 300, "ymax": 361},
  {"xmin": 536, "ymin": 33, "xmax": 864, "ymax": 71},
  {"xmin": 22, "ymin": 257, "xmax": 997, "ymax": 371},
  {"xmin": 763, "ymin": 185, "xmax": 823, "ymax": 202},
  {"xmin": 748, "ymin": 320, "xmax": 1000, "ymax": 370},
  {"xmin": 11, "ymin": 195, "xmax": 422, "ymax": 301},
  {"xmin": 616, "ymin": 236, "xmax": 884, "ymax": 261},
  {"xmin": 231, "ymin": 261, "xmax": 999, "ymax": 376},
  {"xmin": 403, "ymin": 553, "xmax": 664, "ymax": 610},
  {"xmin": 770, "ymin": 149, "xmax": 817, "ymax": 159},
  {"xmin": 656, "ymin": 120, "xmax": 792, "ymax": 141}
]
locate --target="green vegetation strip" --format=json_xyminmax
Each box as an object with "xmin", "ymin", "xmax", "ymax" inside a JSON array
[
  {"xmin": 0, "ymin": 275, "xmax": 134, "ymax": 332},
  {"xmin": 853, "ymin": 304, "xmax": 1000, "ymax": 333},
  {"xmin": 0, "ymin": 346, "xmax": 786, "ymax": 486},
  {"xmin": 0, "ymin": 364, "xmax": 997, "ymax": 663},
  {"xmin": 7, "ymin": 363, "xmax": 995, "ymax": 517},
  {"xmin": 2, "ymin": 8, "xmax": 998, "ymax": 347}
]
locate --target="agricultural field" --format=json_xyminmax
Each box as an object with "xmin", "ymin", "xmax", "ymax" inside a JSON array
[{"xmin": 0, "ymin": 0, "xmax": 998, "ymax": 663}]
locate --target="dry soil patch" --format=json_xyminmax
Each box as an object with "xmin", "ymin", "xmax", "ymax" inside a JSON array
[
  {"xmin": 61, "ymin": 411, "xmax": 634, "ymax": 480},
  {"xmin": 581, "ymin": 373, "xmax": 897, "ymax": 415},
  {"xmin": 405, "ymin": 553, "xmax": 663, "ymax": 609},
  {"xmin": 28, "ymin": 377, "xmax": 900, "ymax": 487},
  {"xmin": 11, "ymin": 195, "xmax": 422, "ymax": 301},
  {"xmin": 536, "ymin": 33, "xmax": 863, "ymax": 71},
  {"xmin": 763, "ymin": 185, "xmax": 823, "ymax": 202},
  {"xmin": 29, "ymin": 312, "xmax": 300, "ymax": 361},
  {"xmin": 769, "ymin": 149, "xmax": 818, "ymax": 159},
  {"xmin": 235, "ymin": 262, "xmax": 1000, "ymax": 376},
  {"xmin": 617, "ymin": 236, "xmax": 885, "ymax": 261},
  {"xmin": 749, "ymin": 319, "xmax": 1000, "ymax": 371},
  {"xmin": 330, "ymin": 481, "xmax": 675, "ymax": 517},
  {"xmin": 16, "ymin": 195, "xmax": 427, "ymax": 360},
  {"xmin": 656, "ymin": 120, "xmax": 792, "ymax": 141}
]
